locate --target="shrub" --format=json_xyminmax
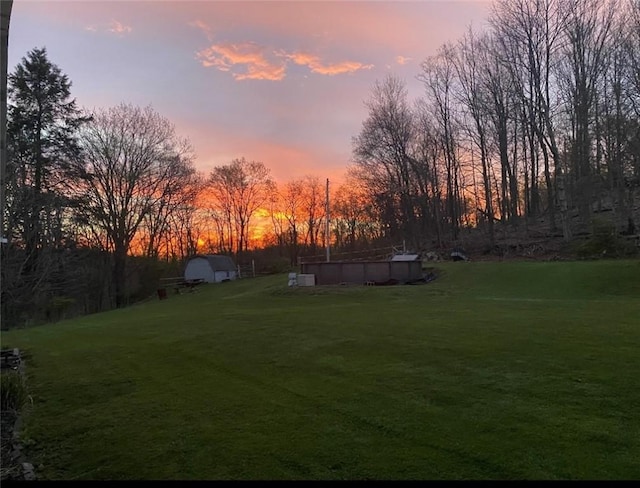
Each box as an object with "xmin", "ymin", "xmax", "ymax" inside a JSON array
[
  {"xmin": 257, "ymin": 257, "xmax": 293, "ymax": 275},
  {"xmin": 1, "ymin": 372, "xmax": 28, "ymax": 412},
  {"xmin": 573, "ymin": 218, "xmax": 639, "ymax": 258},
  {"xmin": 46, "ymin": 296, "xmax": 76, "ymax": 322}
]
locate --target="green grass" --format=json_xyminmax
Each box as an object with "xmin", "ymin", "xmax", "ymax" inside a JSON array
[{"xmin": 2, "ymin": 260, "xmax": 639, "ymax": 480}]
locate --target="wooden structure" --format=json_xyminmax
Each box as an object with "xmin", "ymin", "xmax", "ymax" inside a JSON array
[
  {"xmin": 157, "ymin": 277, "xmax": 205, "ymax": 299},
  {"xmin": 300, "ymin": 260, "xmax": 423, "ymax": 286}
]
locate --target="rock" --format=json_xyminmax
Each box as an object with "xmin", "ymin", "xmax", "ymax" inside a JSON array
[
  {"xmin": 22, "ymin": 462, "xmax": 36, "ymax": 480},
  {"xmin": 424, "ymin": 251, "xmax": 441, "ymax": 261}
]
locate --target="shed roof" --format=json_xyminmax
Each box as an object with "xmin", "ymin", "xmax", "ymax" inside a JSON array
[
  {"xmin": 390, "ymin": 253, "xmax": 421, "ymax": 261},
  {"xmin": 188, "ymin": 254, "xmax": 236, "ymax": 271}
]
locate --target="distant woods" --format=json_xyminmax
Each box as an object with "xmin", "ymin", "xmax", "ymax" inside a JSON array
[
  {"xmin": 2, "ymin": 0, "xmax": 640, "ymax": 328},
  {"xmin": 352, "ymin": 0, "xmax": 640, "ymax": 249}
]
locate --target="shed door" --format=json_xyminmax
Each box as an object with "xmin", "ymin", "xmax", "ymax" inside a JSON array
[{"xmin": 214, "ymin": 270, "xmax": 230, "ymax": 282}]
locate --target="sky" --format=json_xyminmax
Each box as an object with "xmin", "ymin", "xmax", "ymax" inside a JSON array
[{"xmin": 7, "ymin": 0, "xmax": 493, "ymax": 184}]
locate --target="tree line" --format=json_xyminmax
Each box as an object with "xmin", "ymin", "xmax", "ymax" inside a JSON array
[
  {"xmin": 351, "ymin": 0, "xmax": 639, "ymax": 249},
  {"xmin": 2, "ymin": 0, "xmax": 639, "ymax": 328}
]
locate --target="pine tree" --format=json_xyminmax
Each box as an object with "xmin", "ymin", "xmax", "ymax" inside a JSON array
[
  {"xmin": 6, "ymin": 47, "xmax": 89, "ymax": 261},
  {"xmin": 2, "ymin": 47, "xmax": 89, "ymax": 327}
]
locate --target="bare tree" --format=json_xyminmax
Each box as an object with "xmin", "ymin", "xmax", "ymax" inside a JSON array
[
  {"xmin": 491, "ymin": 0, "xmax": 572, "ymax": 240},
  {"xmin": 413, "ymin": 101, "xmax": 446, "ymax": 247},
  {"xmin": 626, "ymin": 0, "xmax": 640, "ymax": 117},
  {"xmin": 352, "ymin": 76, "xmax": 420, "ymax": 244},
  {"xmin": 454, "ymin": 29, "xmax": 496, "ymax": 244},
  {"xmin": 207, "ymin": 157, "xmax": 273, "ymax": 257},
  {"xmin": 332, "ymin": 182, "xmax": 372, "ymax": 251},
  {"xmin": 280, "ymin": 178, "xmax": 305, "ymax": 264},
  {"xmin": 267, "ymin": 188, "xmax": 286, "ymax": 254},
  {"xmin": 596, "ymin": 0, "xmax": 640, "ymax": 231},
  {"xmin": 166, "ymin": 200, "xmax": 208, "ymax": 261},
  {"xmin": 71, "ymin": 103, "xmax": 194, "ymax": 307},
  {"xmin": 419, "ymin": 44, "xmax": 464, "ymax": 241},
  {"xmin": 555, "ymin": 0, "xmax": 619, "ymax": 228},
  {"xmin": 300, "ymin": 175, "xmax": 326, "ymax": 254},
  {"xmin": 136, "ymin": 168, "xmax": 202, "ymax": 259},
  {"xmin": 479, "ymin": 33, "xmax": 522, "ymax": 226}
]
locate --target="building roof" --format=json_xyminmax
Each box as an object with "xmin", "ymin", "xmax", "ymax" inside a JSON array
[
  {"xmin": 390, "ymin": 253, "xmax": 421, "ymax": 261},
  {"xmin": 188, "ymin": 254, "xmax": 236, "ymax": 272}
]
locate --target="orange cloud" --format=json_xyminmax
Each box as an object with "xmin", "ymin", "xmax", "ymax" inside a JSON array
[
  {"xmin": 108, "ymin": 20, "xmax": 132, "ymax": 35},
  {"xmin": 396, "ymin": 55, "xmax": 412, "ymax": 65},
  {"xmin": 280, "ymin": 51, "xmax": 373, "ymax": 76},
  {"xmin": 196, "ymin": 40, "xmax": 373, "ymax": 81},
  {"xmin": 196, "ymin": 42, "xmax": 286, "ymax": 81}
]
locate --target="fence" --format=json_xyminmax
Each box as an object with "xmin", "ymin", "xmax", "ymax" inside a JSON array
[
  {"xmin": 299, "ymin": 244, "xmax": 407, "ymax": 264},
  {"xmin": 237, "ymin": 260, "xmax": 256, "ymax": 278}
]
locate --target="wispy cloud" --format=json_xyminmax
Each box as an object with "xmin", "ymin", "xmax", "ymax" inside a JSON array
[
  {"xmin": 396, "ymin": 55, "xmax": 412, "ymax": 65},
  {"xmin": 85, "ymin": 20, "xmax": 132, "ymax": 36},
  {"xmin": 189, "ymin": 19, "xmax": 213, "ymax": 40},
  {"xmin": 280, "ymin": 51, "xmax": 374, "ymax": 76},
  {"xmin": 108, "ymin": 20, "xmax": 132, "ymax": 36},
  {"xmin": 196, "ymin": 42, "xmax": 287, "ymax": 81}
]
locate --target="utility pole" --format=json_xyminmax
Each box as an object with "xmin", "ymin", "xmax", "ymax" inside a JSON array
[{"xmin": 325, "ymin": 178, "xmax": 330, "ymax": 262}]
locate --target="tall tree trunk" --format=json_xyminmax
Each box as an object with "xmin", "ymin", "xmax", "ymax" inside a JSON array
[
  {"xmin": 113, "ymin": 245, "xmax": 127, "ymax": 308},
  {"xmin": 0, "ymin": 0, "xmax": 12, "ymax": 245}
]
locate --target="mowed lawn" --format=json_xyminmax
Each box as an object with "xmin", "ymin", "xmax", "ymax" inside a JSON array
[{"xmin": 3, "ymin": 260, "xmax": 640, "ymax": 480}]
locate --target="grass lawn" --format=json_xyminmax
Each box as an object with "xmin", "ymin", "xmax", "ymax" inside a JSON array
[{"xmin": 2, "ymin": 260, "xmax": 639, "ymax": 480}]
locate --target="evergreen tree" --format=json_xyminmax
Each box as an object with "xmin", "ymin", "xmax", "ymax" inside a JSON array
[
  {"xmin": 2, "ymin": 47, "xmax": 88, "ymax": 327},
  {"xmin": 6, "ymin": 46, "xmax": 88, "ymax": 260}
]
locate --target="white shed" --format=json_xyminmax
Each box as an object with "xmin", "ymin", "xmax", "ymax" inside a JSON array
[{"xmin": 184, "ymin": 255, "xmax": 237, "ymax": 283}]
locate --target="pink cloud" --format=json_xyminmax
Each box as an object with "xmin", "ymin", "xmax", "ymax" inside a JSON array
[
  {"xmin": 396, "ymin": 55, "xmax": 413, "ymax": 65},
  {"xmin": 108, "ymin": 20, "xmax": 132, "ymax": 35},
  {"xmin": 83, "ymin": 20, "xmax": 131, "ymax": 36},
  {"xmin": 189, "ymin": 19, "xmax": 213, "ymax": 40},
  {"xmin": 196, "ymin": 43, "xmax": 373, "ymax": 81},
  {"xmin": 280, "ymin": 51, "xmax": 374, "ymax": 76},
  {"xmin": 196, "ymin": 42, "xmax": 286, "ymax": 81}
]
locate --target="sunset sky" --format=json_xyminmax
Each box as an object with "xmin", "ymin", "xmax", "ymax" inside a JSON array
[{"xmin": 7, "ymin": 0, "xmax": 492, "ymax": 183}]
